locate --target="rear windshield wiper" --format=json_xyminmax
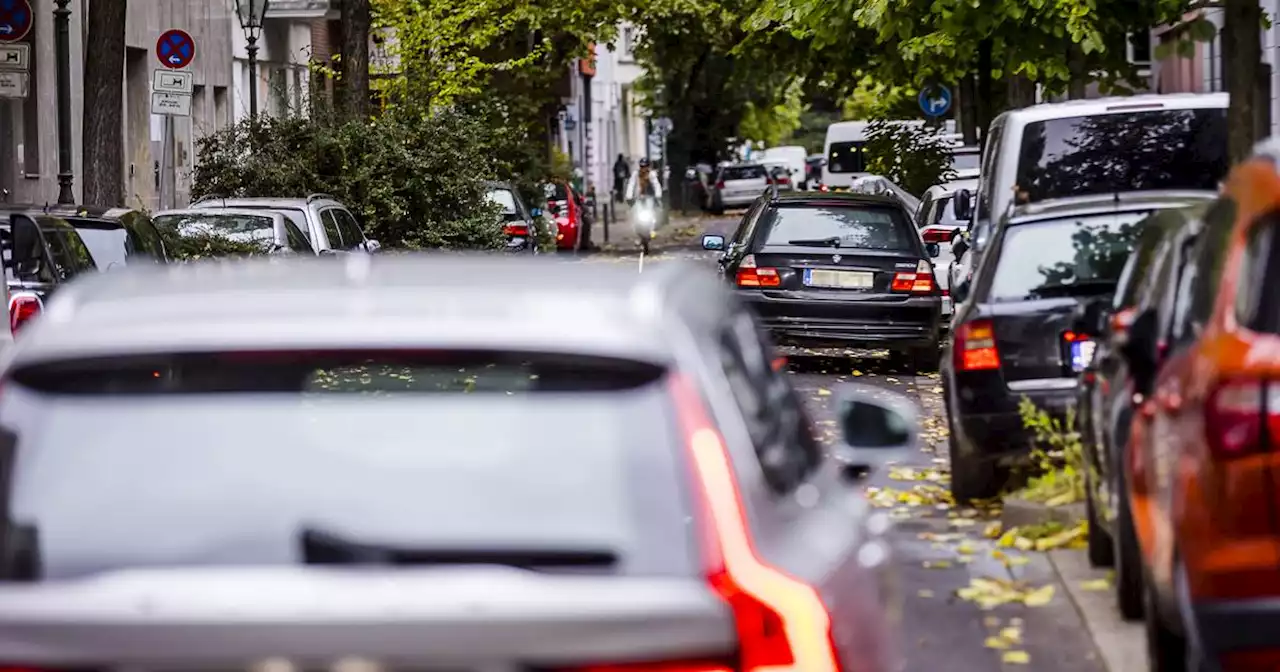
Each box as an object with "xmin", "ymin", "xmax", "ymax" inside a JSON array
[
  {"xmin": 300, "ymin": 527, "xmax": 618, "ymax": 570},
  {"xmin": 787, "ymin": 237, "xmax": 843, "ymax": 248}
]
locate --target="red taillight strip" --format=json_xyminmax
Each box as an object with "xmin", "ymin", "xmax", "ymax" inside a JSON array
[{"xmin": 667, "ymin": 374, "xmax": 839, "ymax": 672}]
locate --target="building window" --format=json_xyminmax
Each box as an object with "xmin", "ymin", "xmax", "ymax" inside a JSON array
[
  {"xmin": 620, "ymin": 26, "xmax": 634, "ymax": 61},
  {"xmin": 214, "ymin": 86, "xmax": 229, "ymax": 130},
  {"xmin": 1128, "ymin": 32, "xmax": 1152, "ymax": 67},
  {"xmin": 269, "ymin": 67, "xmax": 288, "ymax": 117}
]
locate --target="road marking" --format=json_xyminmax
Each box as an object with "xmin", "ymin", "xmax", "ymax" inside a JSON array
[{"xmin": 638, "ymin": 251, "xmax": 645, "ymax": 273}]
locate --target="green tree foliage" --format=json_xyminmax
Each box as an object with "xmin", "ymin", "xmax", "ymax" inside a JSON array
[
  {"xmin": 862, "ymin": 120, "xmax": 956, "ymax": 196},
  {"xmin": 192, "ymin": 108, "xmax": 506, "ymax": 250}
]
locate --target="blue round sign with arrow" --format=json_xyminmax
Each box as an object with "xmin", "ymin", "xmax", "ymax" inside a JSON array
[
  {"xmin": 919, "ymin": 84, "xmax": 952, "ymax": 118},
  {"xmin": 156, "ymin": 29, "xmax": 196, "ymax": 70},
  {"xmin": 0, "ymin": 0, "xmax": 33, "ymax": 43}
]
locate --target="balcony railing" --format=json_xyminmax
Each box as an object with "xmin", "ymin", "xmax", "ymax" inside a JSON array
[{"xmin": 265, "ymin": 0, "xmax": 338, "ymax": 19}]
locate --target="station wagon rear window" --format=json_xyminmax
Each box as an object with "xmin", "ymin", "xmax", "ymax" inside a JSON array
[
  {"xmin": 721, "ymin": 165, "xmax": 768, "ymax": 181},
  {"xmin": 5, "ymin": 351, "xmax": 695, "ymax": 580},
  {"xmin": 988, "ymin": 212, "xmax": 1147, "ymax": 301},
  {"xmin": 1014, "ymin": 108, "xmax": 1227, "ymax": 204},
  {"xmin": 760, "ymin": 205, "xmax": 915, "ymax": 251}
]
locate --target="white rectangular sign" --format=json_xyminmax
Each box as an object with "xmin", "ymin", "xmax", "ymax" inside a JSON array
[
  {"xmin": 152, "ymin": 69, "xmax": 193, "ymax": 94},
  {"xmin": 151, "ymin": 91, "xmax": 191, "ymax": 116},
  {"xmin": 0, "ymin": 72, "xmax": 29, "ymax": 99},
  {"xmin": 0, "ymin": 44, "xmax": 30, "ymax": 71}
]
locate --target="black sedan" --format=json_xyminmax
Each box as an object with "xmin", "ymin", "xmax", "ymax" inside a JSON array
[
  {"xmin": 703, "ymin": 191, "xmax": 944, "ymax": 371},
  {"xmin": 943, "ymin": 192, "xmax": 1213, "ymax": 501}
]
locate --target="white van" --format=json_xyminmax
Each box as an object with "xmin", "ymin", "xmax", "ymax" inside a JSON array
[
  {"xmin": 966, "ymin": 92, "xmax": 1229, "ymax": 253},
  {"xmin": 823, "ymin": 119, "xmax": 956, "ymax": 189},
  {"xmin": 760, "ymin": 145, "xmax": 808, "ymax": 188}
]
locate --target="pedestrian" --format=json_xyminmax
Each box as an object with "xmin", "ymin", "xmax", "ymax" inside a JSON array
[{"xmin": 613, "ymin": 154, "xmax": 630, "ymax": 203}]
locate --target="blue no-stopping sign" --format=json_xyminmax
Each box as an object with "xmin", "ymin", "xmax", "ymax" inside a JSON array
[
  {"xmin": 156, "ymin": 29, "xmax": 196, "ymax": 70},
  {"xmin": 0, "ymin": 0, "xmax": 32, "ymax": 43},
  {"xmin": 919, "ymin": 84, "xmax": 952, "ymax": 118}
]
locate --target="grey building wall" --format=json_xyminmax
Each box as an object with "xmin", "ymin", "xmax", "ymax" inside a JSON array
[{"xmin": 0, "ymin": 0, "xmax": 235, "ymax": 209}]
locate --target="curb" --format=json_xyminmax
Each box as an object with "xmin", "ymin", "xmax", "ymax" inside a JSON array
[
  {"xmin": 1000, "ymin": 496, "xmax": 1087, "ymax": 530},
  {"xmin": 1049, "ymin": 549, "xmax": 1148, "ymax": 672}
]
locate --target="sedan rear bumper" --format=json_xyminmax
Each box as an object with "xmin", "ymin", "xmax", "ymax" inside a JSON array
[
  {"xmin": 743, "ymin": 292, "xmax": 942, "ymax": 350},
  {"xmin": 950, "ymin": 384, "xmax": 1077, "ymax": 461}
]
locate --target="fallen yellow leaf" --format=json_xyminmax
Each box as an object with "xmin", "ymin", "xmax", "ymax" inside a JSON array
[
  {"xmin": 1080, "ymin": 578, "xmax": 1110, "ymax": 591},
  {"xmin": 1023, "ymin": 584, "xmax": 1055, "ymax": 607},
  {"xmin": 999, "ymin": 626, "xmax": 1022, "ymax": 643},
  {"xmin": 1002, "ymin": 651, "xmax": 1031, "ymax": 664},
  {"xmin": 983, "ymin": 636, "xmax": 1010, "ymax": 650},
  {"xmin": 918, "ymin": 589, "xmax": 935, "ymax": 598},
  {"xmin": 817, "ymin": 388, "xmax": 832, "ymax": 396},
  {"xmin": 983, "ymin": 521, "xmax": 1003, "ymax": 539},
  {"xmin": 923, "ymin": 560, "xmax": 952, "ymax": 569}
]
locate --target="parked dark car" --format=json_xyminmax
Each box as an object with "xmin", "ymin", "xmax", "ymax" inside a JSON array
[
  {"xmin": 703, "ymin": 191, "xmax": 944, "ymax": 371},
  {"xmin": 1, "ymin": 213, "xmax": 99, "ymax": 333},
  {"xmin": 1068, "ymin": 202, "xmax": 1209, "ymax": 622},
  {"xmin": 485, "ymin": 181, "xmax": 540, "ymax": 254},
  {"xmin": 943, "ymin": 192, "xmax": 1213, "ymax": 501}
]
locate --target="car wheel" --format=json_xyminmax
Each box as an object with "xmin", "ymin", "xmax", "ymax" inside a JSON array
[
  {"xmin": 1144, "ymin": 568, "xmax": 1189, "ymax": 672},
  {"xmin": 1086, "ymin": 476, "xmax": 1115, "ymax": 568},
  {"xmin": 1115, "ymin": 482, "xmax": 1145, "ymax": 620},
  {"xmin": 947, "ymin": 416, "xmax": 1000, "ymax": 502}
]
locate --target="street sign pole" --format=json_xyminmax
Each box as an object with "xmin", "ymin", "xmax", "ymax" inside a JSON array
[{"xmin": 153, "ymin": 29, "xmax": 195, "ymax": 209}]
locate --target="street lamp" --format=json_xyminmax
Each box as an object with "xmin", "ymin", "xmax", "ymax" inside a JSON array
[
  {"xmin": 53, "ymin": 0, "xmax": 73, "ymax": 204},
  {"xmin": 235, "ymin": 0, "xmax": 271, "ymax": 120}
]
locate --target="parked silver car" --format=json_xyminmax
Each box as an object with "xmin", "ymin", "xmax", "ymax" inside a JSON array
[
  {"xmin": 190, "ymin": 194, "xmax": 380, "ymax": 254},
  {"xmin": 710, "ymin": 163, "xmax": 771, "ymax": 212},
  {"xmin": 0, "ymin": 255, "xmax": 916, "ymax": 672}
]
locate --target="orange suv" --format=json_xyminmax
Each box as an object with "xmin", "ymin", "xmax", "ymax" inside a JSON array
[{"xmin": 1122, "ymin": 144, "xmax": 1280, "ymax": 671}]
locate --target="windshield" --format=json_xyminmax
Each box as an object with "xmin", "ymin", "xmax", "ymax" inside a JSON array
[
  {"xmin": 761, "ymin": 205, "xmax": 915, "ymax": 251},
  {"xmin": 1014, "ymin": 108, "xmax": 1227, "ymax": 203},
  {"xmin": 827, "ymin": 141, "xmax": 865, "ymax": 174},
  {"xmin": 988, "ymin": 212, "xmax": 1149, "ymax": 301},
  {"xmin": 154, "ymin": 213, "xmax": 277, "ymax": 245},
  {"xmin": 721, "ymin": 165, "xmax": 767, "ymax": 181},
  {"xmin": 6, "ymin": 351, "xmax": 692, "ymax": 580},
  {"xmin": 67, "ymin": 225, "xmax": 128, "ymax": 270},
  {"xmin": 951, "ymin": 152, "xmax": 980, "ymax": 171},
  {"xmin": 928, "ymin": 196, "xmax": 954, "ymax": 227},
  {"xmin": 486, "ymin": 188, "xmax": 519, "ymax": 215}
]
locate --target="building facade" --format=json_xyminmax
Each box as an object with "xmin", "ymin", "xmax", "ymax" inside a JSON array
[{"xmin": 563, "ymin": 23, "xmax": 648, "ymax": 197}]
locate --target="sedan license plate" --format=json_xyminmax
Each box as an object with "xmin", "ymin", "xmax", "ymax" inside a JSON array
[
  {"xmin": 1070, "ymin": 339, "xmax": 1098, "ymax": 372},
  {"xmin": 804, "ymin": 269, "xmax": 873, "ymax": 289}
]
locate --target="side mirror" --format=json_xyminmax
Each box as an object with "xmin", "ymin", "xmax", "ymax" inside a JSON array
[
  {"xmin": 1121, "ymin": 308, "xmax": 1159, "ymax": 392},
  {"xmin": 832, "ymin": 384, "xmax": 919, "ymax": 473},
  {"xmin": 951, "ymin": 236, "xmax": 969, "ymax": 260},
  {"xmin": 702, "ymin": 234, "xmax": 726, "ymax": 251},
  {"xmin": 531, "ymin": 208, "xmax": 542, "ymax": 217},
  {"xmin": 953, "ymin": 189, "xmax": 973, "ymax": 221},
  {"xmin": 365, "ymin": 239, "xmax": 382, "ymax": 253},
  {"xmin": 925, "ymin": 242, "xmax": 940, "ymax": 258}
]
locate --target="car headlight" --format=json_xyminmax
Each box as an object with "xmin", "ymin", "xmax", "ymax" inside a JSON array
[{"xmin": 638, "ymin": 211, "xmax": 655, "ymax": 223}]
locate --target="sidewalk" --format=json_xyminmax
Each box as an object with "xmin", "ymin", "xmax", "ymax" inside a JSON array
[{"xmin": 1050, "ymin": 549, "xmax": 1148, "ymax": 672}]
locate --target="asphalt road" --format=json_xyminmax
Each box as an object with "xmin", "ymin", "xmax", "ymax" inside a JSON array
[{"xmin": 586, "ymin": 213, "xmax": 1109, "ymax": 672}]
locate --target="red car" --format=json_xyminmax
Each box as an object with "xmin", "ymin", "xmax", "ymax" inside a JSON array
[{"xmin": 545, "ymin": 181, "xmax": 588, "ymax": 252}]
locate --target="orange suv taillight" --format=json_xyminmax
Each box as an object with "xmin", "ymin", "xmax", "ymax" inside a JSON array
[
  {"xmin": 736, "ymin": 254, "xmax": 780, "ymax": 288},
  {"xmin": 890, "ymin": 260, "xmax": 935, "ymax": 293},
  {"xmin": 954, "ymin": 319, "xmax": 999, "ymax": 371},
  {"xmin": 1204, "ymin": 379, "xmax": 1280, "ymax": 458},
  {"xmin": 668, "ymin": 374, "xmax": 841, "ymax": 672}
]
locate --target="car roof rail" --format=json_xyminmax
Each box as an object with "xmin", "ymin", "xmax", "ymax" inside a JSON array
[{"xmin": 307, "ymin": 193, "xmax": 337, "ymax": 203}]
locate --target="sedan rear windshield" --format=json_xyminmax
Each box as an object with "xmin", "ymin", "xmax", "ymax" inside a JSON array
[
  {"xmin": 4, "ymin": 351, "xmax": 695, "ymax": 580},
  {"xmin": 1015, "ymin": 108, "xmax": 1227, "ymax": 203},
  {"xmin": 761, "ymin": 205, "xmax": 915, "ymax": 251},
  {"xmin": 721, "ymin": 165, "xmax": 767, "ymax": 181},
  {"xmin": 988, "ymin": 212, "xmax": 1148, "ymax": 301},
  {"xmin": 60, "ymin": 219, "xmax": 128, "ymax": 270},
  {"xmin": 154, "ymin": 213, "xmax": 276, "ymax": 243}
]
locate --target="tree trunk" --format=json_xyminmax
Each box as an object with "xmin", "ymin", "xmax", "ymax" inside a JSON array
[
  {"xmin": 82, "ymin": 0, "xmax": 126, "ymax": 206},
  {"xmin": 976, "ymin": 39, "xmax": 993, "ymax": 146},
  {"xmin": 1067, "ymin": 42, "xmax": 1088, "ymax": 99},
  {"xmin": 959, "ymin": 74, "xmax": 978, "ymax": 145},
  {"xmin": 1224, "ymin": 0, "xmax": 1262, "ymax": 163},
  {"xmin": 1006, "ymin": 73, "xmax": 1036, "ymax": 108},
  {"xmin": 340, "ymin": 0, "xmax": 371, "ymax": 120}
]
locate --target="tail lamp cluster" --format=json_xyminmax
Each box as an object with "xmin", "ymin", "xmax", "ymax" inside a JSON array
[
  {"xmin": 8, "ymin": 293, "xmax": 40, "ymax": 334},
  {"xmin": 954, "ymin": 319, "xmax": 999, "ymax": 371},
  {"xmin": 920, "ymin": 228, "xmax": 957, "ymax": 244},
  {"xmin": 551, "ymin": 376, "xmax": 847, "ymax": 671},
  {"xmin": 1204, "ymin": 379, "xmax": 1280, "ymax": 458}
]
